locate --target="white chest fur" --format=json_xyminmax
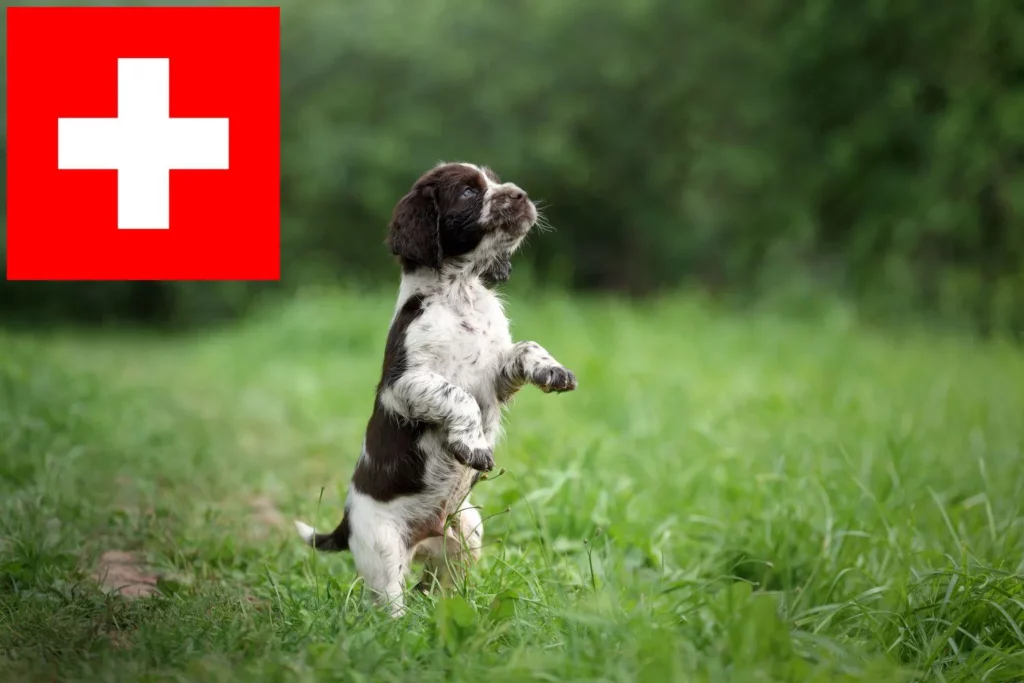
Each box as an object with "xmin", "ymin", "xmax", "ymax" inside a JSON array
[{"xmin": 404, "ymin": 281, "xmax": 512, "ymax": 407}]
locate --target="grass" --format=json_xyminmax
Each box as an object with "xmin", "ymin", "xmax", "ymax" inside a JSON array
[{"xmin": 1, "ymin": 287, "xmax": 1023, "ymax": 682}]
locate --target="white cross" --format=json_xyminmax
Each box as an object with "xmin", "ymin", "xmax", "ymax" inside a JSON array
[{"xmin": 58, "ymin": 58, "xmax": 229, "ymax": 230}]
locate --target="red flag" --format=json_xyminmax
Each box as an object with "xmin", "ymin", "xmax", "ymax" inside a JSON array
[{"xmin": 6, "ymin": 6, "xmax": 280, "ymax": 280}]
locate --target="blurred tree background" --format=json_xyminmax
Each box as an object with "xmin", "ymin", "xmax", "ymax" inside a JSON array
[{"xmin": 1, "ymin": 0, "xmax": 1021, "ymax": 335}]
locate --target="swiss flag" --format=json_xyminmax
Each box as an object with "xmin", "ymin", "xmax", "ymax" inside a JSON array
[{"xmin": 5, "ymin": 6, "xmax": 280, "ymax": 281}]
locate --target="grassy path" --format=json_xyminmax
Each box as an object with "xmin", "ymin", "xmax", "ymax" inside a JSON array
[{"xmin": 1, "ymin": 290, "xmax": 1023, "ymax": 682}]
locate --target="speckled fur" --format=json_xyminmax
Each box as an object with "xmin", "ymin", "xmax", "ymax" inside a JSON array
[{"xmin": 295, "ymin": 163, "xmax": 576, "ymax": 616}]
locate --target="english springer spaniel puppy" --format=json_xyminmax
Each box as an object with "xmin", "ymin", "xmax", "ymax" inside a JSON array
[{"xmin": 294, "ymin": 162, "xmax": 576, "ymax": 616}]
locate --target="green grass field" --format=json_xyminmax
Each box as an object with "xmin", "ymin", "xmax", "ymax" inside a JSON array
[{"xmin": 1, "ymin": 289, "xmax": 1023, "ymax": 682}]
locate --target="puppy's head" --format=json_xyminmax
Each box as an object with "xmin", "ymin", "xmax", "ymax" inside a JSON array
[{"xmin": 386, "ymin": 162, "xmax": 538, "ymax": 281}]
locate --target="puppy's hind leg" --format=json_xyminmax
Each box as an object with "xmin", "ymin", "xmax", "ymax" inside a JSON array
[
  {"xmin": 349, "ymin": 521, "xmax": 411, "ymax": 617},
  {"xmin": 415, "ymin": 503, "xmax": 484, "ymax": 593}
]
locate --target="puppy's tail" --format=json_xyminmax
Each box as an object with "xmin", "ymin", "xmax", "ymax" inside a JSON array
[{"xmin": 294, "ymin": 517, "xmax": 350, "ymax": 552}]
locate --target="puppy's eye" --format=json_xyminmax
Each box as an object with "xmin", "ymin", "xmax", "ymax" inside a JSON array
[{"xmin": 461, "ymin": 187, "xmax": 478, "ymax": 199}]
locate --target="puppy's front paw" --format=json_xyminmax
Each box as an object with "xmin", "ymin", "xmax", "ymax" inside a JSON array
[
  {"xmin": 532, "ymin": 366, "xmax": 578, "ymax": 394},
  {"xmin": 448, "ymin": 430, "xmax": 494, "ymax": 471},
  {"xmin": 449, "ymin": 441, "xmax": 495, "ymax": 472}
]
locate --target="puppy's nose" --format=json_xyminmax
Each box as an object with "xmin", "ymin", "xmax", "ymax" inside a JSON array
[{"xmin": 502, "ymin": 182, "xmax": 527, "ymax": 201}]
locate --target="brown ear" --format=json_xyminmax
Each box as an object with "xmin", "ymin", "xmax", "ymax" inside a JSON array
[{"xmin": 386, "ymin": 185, "xmax": 441, "ymax": 269}]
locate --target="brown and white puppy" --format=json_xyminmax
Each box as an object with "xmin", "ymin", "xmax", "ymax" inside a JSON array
[{"xmin": 295, "ymin": 162, "xmax": 576, "ymax": 616}]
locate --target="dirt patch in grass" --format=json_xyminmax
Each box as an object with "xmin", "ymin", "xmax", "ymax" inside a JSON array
[{"xmin": 92, "ymin": 550, "xmax": 160, "ymax": 599}]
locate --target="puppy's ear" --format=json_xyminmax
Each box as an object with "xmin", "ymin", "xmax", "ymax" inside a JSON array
[
  {"xmin": 481, "ymin": 253, "xmax": 512, "ymax": 286},
  {"xmin": 387, "ymin": 185, "xmax": 441, "ymax": 269}
]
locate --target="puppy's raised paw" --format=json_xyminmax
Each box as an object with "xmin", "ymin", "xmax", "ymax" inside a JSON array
[{"xmin": 533, "ymin": 366, "xmax": 577, "ymax": 394}]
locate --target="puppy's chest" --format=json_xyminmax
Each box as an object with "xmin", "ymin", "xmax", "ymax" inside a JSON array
[{"xmin": 411, "ymin": 293, "xmax": 510, "ymax": 387}]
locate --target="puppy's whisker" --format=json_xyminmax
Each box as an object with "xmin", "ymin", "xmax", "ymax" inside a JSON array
[{"xmin": 534, "ymin": 214, "xmax": 555, "ymax": 233}]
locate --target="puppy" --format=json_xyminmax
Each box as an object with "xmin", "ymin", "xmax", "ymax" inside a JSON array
[{"xmin": 294, "ymin": 162, "xmax": 576, "ymax": 616}]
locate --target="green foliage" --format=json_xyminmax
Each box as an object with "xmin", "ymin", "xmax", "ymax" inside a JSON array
[
  {"xmin": 2, "ymin": 290, "xmax": 1024, "ymax": 681},
  {"xmin": 1, "ymin": 0, "xmax": 1021, "ymax": 334}
]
